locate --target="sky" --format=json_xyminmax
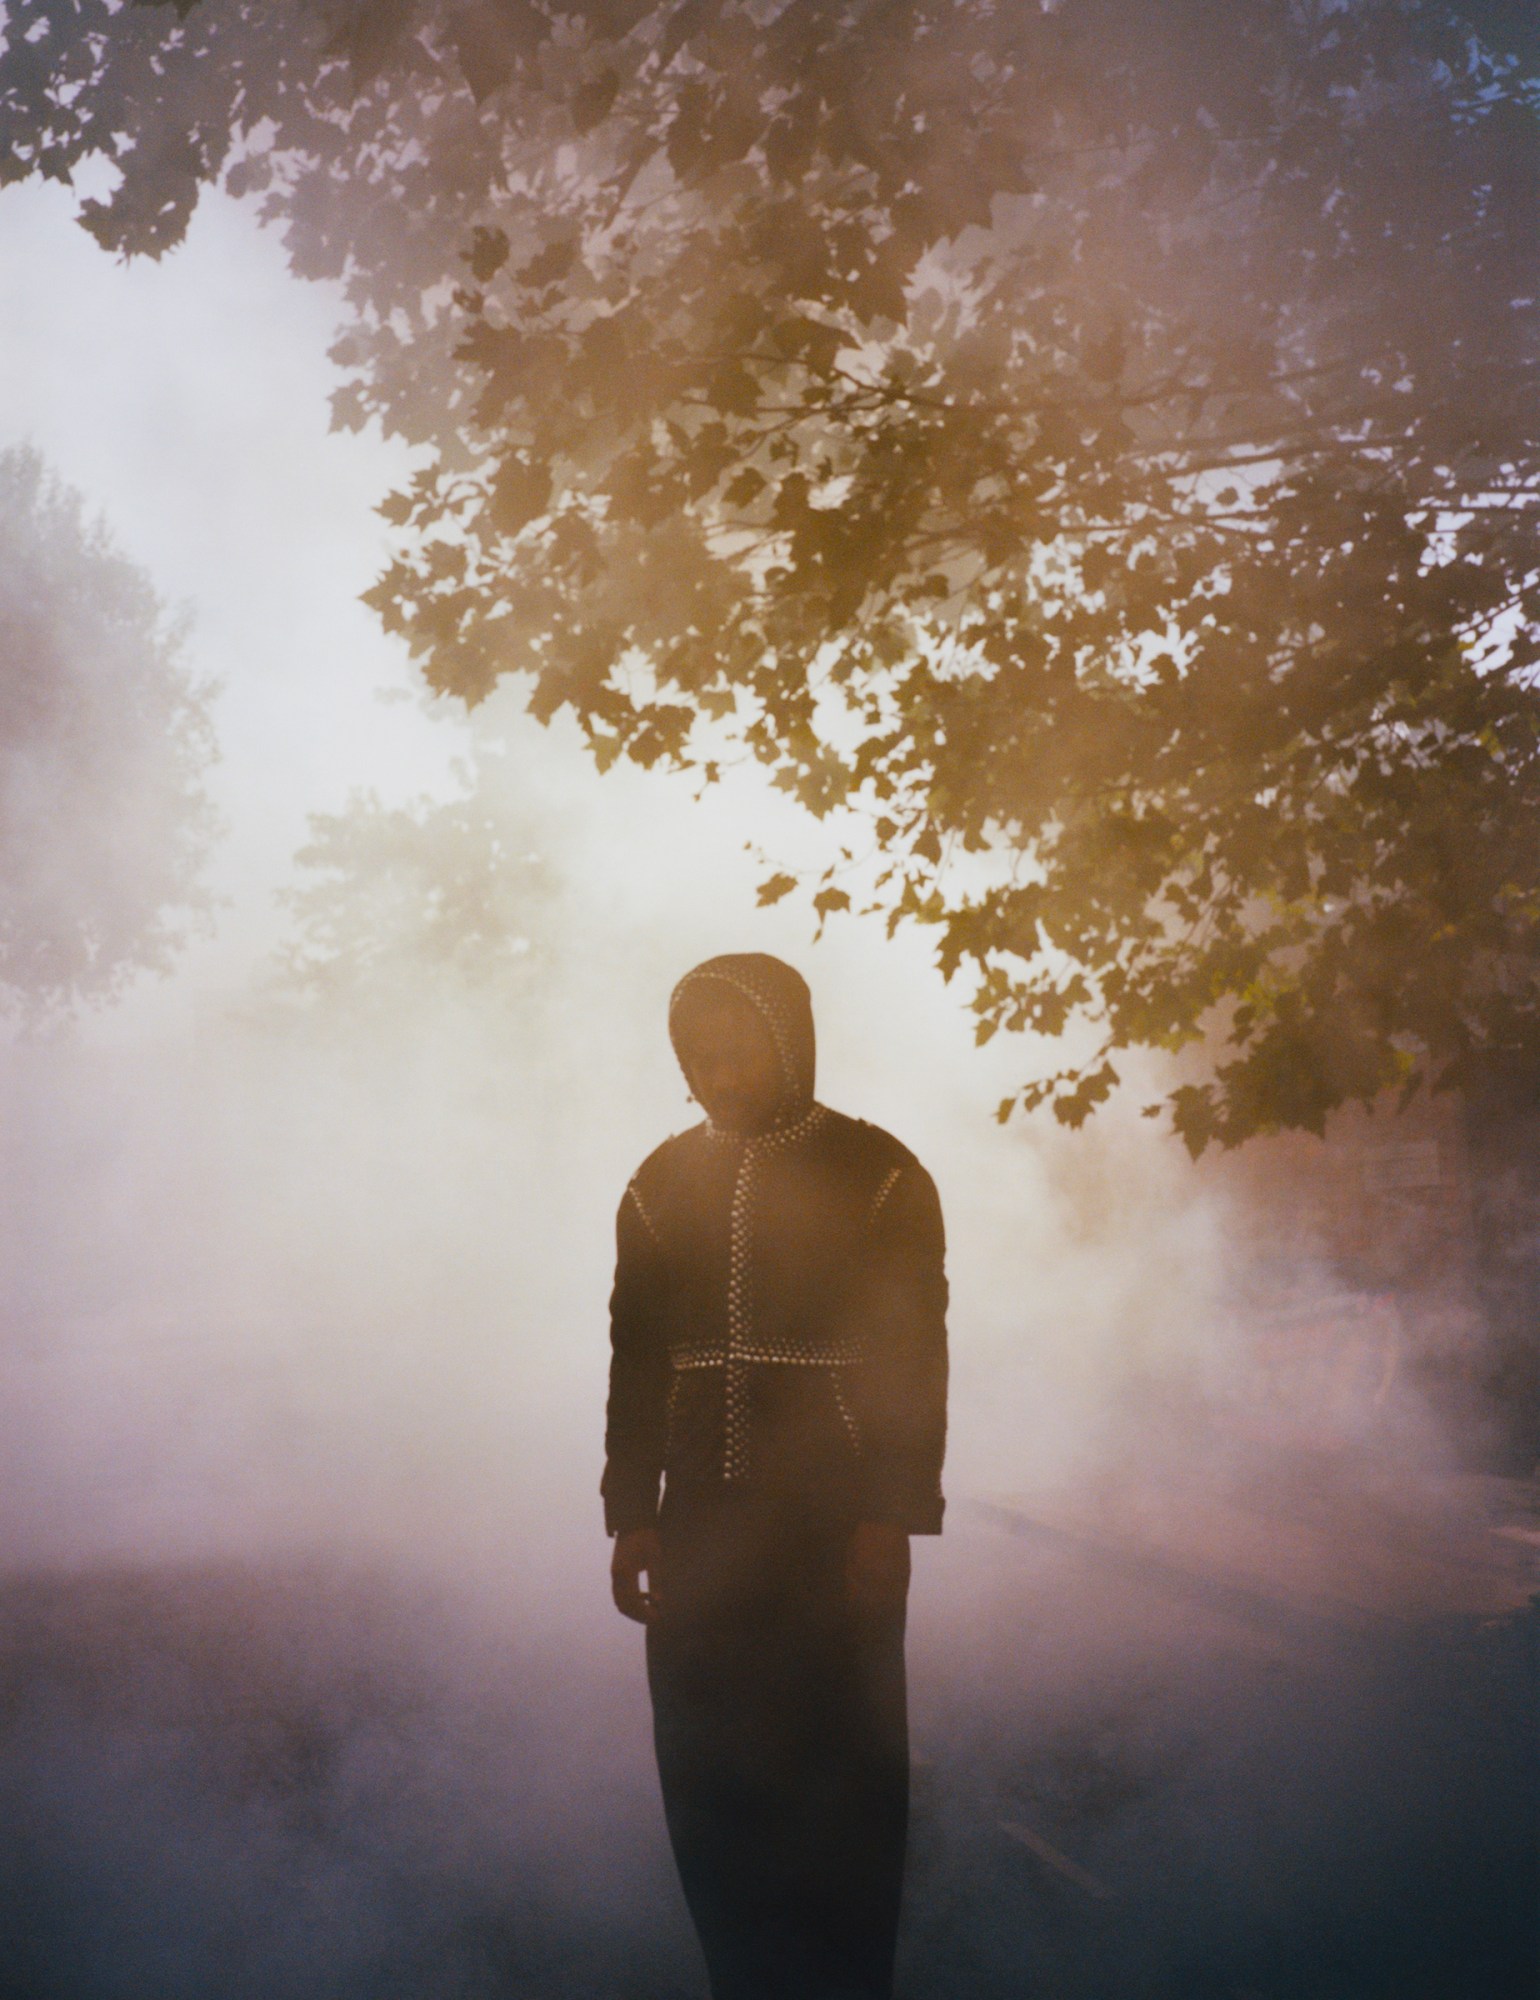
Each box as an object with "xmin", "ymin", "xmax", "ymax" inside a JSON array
[{"xmin": 0, "ymin": 174, "xmax": 456, "ymax": 995}]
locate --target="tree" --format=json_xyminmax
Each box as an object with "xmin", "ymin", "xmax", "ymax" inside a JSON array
[
  {"xmin": 0, "ymin": 445, "xmax": 218, "ymax": 1017},
  {"xmin": 272, "ymin": 762, "xmax": 555, "ymax": 1019},
  {"xmin": 6, "ymin": 1, "xmax": 1538, "ymax": 1144}
]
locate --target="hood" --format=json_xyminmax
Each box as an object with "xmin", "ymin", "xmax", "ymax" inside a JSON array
[{"xmin": 668, "ymin": 952, "xmax": 816, "ymax": 1124}]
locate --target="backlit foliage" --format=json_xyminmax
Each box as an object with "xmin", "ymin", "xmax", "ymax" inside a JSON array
[{"xmin": 7, "ymin": 1, "xmax": 1538, "ymax": 1142}]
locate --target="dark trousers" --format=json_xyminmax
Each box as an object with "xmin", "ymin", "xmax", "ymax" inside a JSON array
[{"xmin": 646, "ymin": 1499, "xmax": 909, "ymax": 2000}]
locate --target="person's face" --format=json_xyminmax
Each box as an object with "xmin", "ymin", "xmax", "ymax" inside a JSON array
[{"xmin": 676, "ymin": 989, "xmax": 784, "ymax": 1135}]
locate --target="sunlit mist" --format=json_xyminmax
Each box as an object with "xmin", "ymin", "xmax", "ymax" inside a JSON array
[{"xmin": 2, "ymin": 26, "xmax": 1536, "ymax": 1999}]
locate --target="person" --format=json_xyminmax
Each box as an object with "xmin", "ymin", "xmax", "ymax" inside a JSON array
[{"xmin": 603, "ymin": 951, "xmax": 949, "ymax": 2000}]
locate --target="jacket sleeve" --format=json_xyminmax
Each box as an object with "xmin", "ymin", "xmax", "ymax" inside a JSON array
[
  {"xmin": 601, "ymin": 1183, "xmax": 670, "ymax": 1536},
  {"xmin": 856, "ymin": 1160, "xmax": 950, "ymax": 1534}
]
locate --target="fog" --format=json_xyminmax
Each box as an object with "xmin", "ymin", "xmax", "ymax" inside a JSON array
[{"xmin": 2, "ymin": 181, "xmax": 1534, "ymax": 1999}]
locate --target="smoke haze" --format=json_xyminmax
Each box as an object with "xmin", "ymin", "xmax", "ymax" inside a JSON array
[{"xmin": 1, "ymin": 164, "xmax": 1534, "ymax": 2000}]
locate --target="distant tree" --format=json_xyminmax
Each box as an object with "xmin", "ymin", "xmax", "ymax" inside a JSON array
[
  {"xmin": 7, "ymin": 1, "xmax": 1539, "ymax": 1144},
  {"xmin": 0, "ymin": 446, "xmax": 218, "ymax": 1017},
  {"xmin": 272, "ymin": 763, "xmax": 555, "ymax": 1020}
]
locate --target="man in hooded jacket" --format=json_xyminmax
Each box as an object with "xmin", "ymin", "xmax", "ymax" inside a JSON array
[{"xmin": 603, "ymin": 952, "xmax": 949, "ymax": 2000}]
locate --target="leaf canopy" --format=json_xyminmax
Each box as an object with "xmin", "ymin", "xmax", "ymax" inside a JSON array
[{"xmin": 8, "ymin": 0, "xmax": 1539, "ymax": 1143}]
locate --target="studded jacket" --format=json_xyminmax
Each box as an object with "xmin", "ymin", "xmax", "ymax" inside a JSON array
[{"xmin": 602, "ymin": 955, "xmax": 949, "ymax": 1538}]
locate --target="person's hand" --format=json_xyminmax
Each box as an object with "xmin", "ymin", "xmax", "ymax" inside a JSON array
[
  {"xmin": 846, "ymin": 1521, "xmax": 910, "ymax": 1616},
  {"xmin": 611, "ymin": 1527, "xmax": 663, "ymax": 1624}
]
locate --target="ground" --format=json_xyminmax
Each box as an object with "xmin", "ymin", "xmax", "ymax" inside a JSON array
[{"xmin": 4, "ymin": 1460, "xmax": 1535, "ymax": 2000}]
